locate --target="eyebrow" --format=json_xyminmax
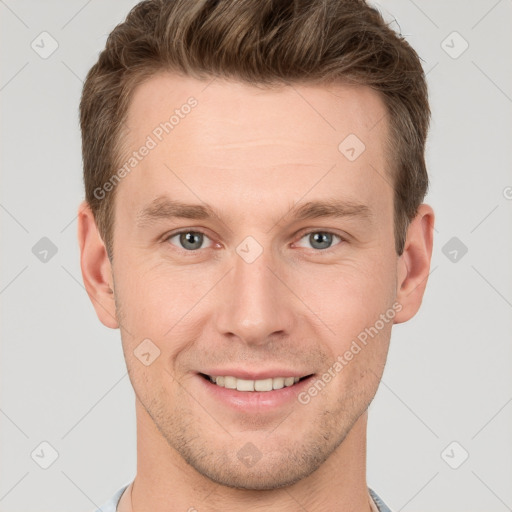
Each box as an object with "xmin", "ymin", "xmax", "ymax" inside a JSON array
[
  {"xmin": 136, "ymin": 197, "xmax": 216, "ymax": 228},
  {"xmin": 290, "ymin": 198, "xmax": 372, "ymax": 223},
  {"xmin": 135, "ymin": 196, "xmax": 373, "ymax": 228}
]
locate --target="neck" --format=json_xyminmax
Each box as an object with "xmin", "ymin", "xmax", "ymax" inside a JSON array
[{"xmin": 125, "ymin": 400, "xmax": 372, "ymax": 512}]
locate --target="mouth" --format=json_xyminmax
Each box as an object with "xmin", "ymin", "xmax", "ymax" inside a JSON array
[{"xmin": 199, "ymin": 373, "xmax": 314, "ymax": 392}]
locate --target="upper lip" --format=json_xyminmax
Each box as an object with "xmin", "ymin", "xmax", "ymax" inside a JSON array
[{"xmin": 199, "ymin": 369, "xmax": 314, "ymax": 380}]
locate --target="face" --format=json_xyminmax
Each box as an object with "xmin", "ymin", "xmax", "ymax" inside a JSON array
[{"xmin": 107, "ymin": 74, "xmax": 402, "ymax": 489}]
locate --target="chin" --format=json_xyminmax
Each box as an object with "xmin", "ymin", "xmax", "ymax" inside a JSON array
[
  {"xmin": 189, "ymin": 454, "xmax": 321, "ymax": 491},
  {"xmin": 172, "ymin": 432, "xmax": 336, "ymax": 491}
]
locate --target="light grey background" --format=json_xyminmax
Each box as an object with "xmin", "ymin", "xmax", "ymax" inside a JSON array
[{"xmin": 1, "ymin": 1, "xmax": 511, "ymax": 511}]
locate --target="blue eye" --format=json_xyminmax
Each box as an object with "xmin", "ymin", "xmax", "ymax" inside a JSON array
[
  {"xmin": 167, "ymin": 231, "xmax": 213, "ymax": 251},
  {"xmin": 296, "ymin": 231, "xmax": 343, "ymax": 250},
  {"xmin": 165, "ymin": 230, "xmax": 343, "ymax": 252}
]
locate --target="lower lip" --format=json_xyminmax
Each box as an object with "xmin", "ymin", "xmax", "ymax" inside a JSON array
[{"xmin": 196, "ymin": 374, "xmax": 315, "ymax": 412}]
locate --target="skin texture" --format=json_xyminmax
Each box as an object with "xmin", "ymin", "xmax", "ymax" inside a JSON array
[{"xmin": 78, "ymin": 73, "xmax": 434, "ymax": 512}]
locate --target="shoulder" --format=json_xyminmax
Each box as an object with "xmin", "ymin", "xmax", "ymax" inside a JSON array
[
  {"xmin": 93, "ymin": 483, "xmax": 130, "ymax": 512},
  {"xmin": 368, "ymin": 487, "xmax": 394, "ymax": 512}
]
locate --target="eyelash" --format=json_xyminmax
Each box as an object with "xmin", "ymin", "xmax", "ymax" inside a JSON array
[{"xmin": 163, "ymin": 229, "xmax": 346, "ymax": 254}]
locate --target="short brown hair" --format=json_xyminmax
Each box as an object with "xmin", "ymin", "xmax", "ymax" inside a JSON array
[{"xmin": 80, "ymin": 0, "xmax": 430, "ymax": 258}]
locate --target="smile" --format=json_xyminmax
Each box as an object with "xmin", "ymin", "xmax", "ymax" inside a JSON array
[{"xmin": 200, "ymin": 373, "xmax": 313, "ymax": 392}]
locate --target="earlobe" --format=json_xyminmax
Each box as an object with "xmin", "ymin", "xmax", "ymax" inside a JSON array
[
  {"xmin": 77, "ymin": 200, "xmax": 119, "ymax": 329},
  {"xmin": 394, "ymin": 204, "xmax": 435, "ymax": 324}
]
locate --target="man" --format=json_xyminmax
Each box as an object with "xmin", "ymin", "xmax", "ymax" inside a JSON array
[{"xmin": 78, "ymin": 0, "xmax": 434, "ymax": 510}]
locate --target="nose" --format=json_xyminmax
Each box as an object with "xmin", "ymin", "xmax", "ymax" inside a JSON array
[{"xmin": 213, "ymin": 245, "xmax": 295, "ymax": 347}]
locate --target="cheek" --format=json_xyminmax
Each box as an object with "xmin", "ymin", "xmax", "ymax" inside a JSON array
[
  {"xmin": 293, "ymin": 257, "xmax": 396, "ymax": 332},
  {"xmin": 289, "ymin": 257, "xmax": 396, "ymax": 393},
  {"xmin": 114, "ymin": 257, "xmax": 220, "ymax": 382},
  {"xmin": 114, "ymin": 257, "xmax": 187, "ymax": 328}
]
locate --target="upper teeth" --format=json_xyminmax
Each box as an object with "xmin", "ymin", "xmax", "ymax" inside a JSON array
[{"xmin": 209, "ymin": 375, "xmax": 301, "ymax": 391}]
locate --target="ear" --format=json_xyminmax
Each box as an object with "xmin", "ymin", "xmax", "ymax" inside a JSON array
[
  {"xmin": 394, "ymin": 204, "xmax": 435, "ymax": 324},
  {"xmin": 77, "ymin": 200, "xmax": 119, "ymax": 329}
]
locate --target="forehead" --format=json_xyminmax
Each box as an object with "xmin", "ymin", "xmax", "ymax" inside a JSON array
[
  {"xmin": 124, "ymin": 72, "xmax": 388, "ymax": 151},
  {"xmin": 117, "ymin": 72, "xmax": 392, "ymax": 217}
]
